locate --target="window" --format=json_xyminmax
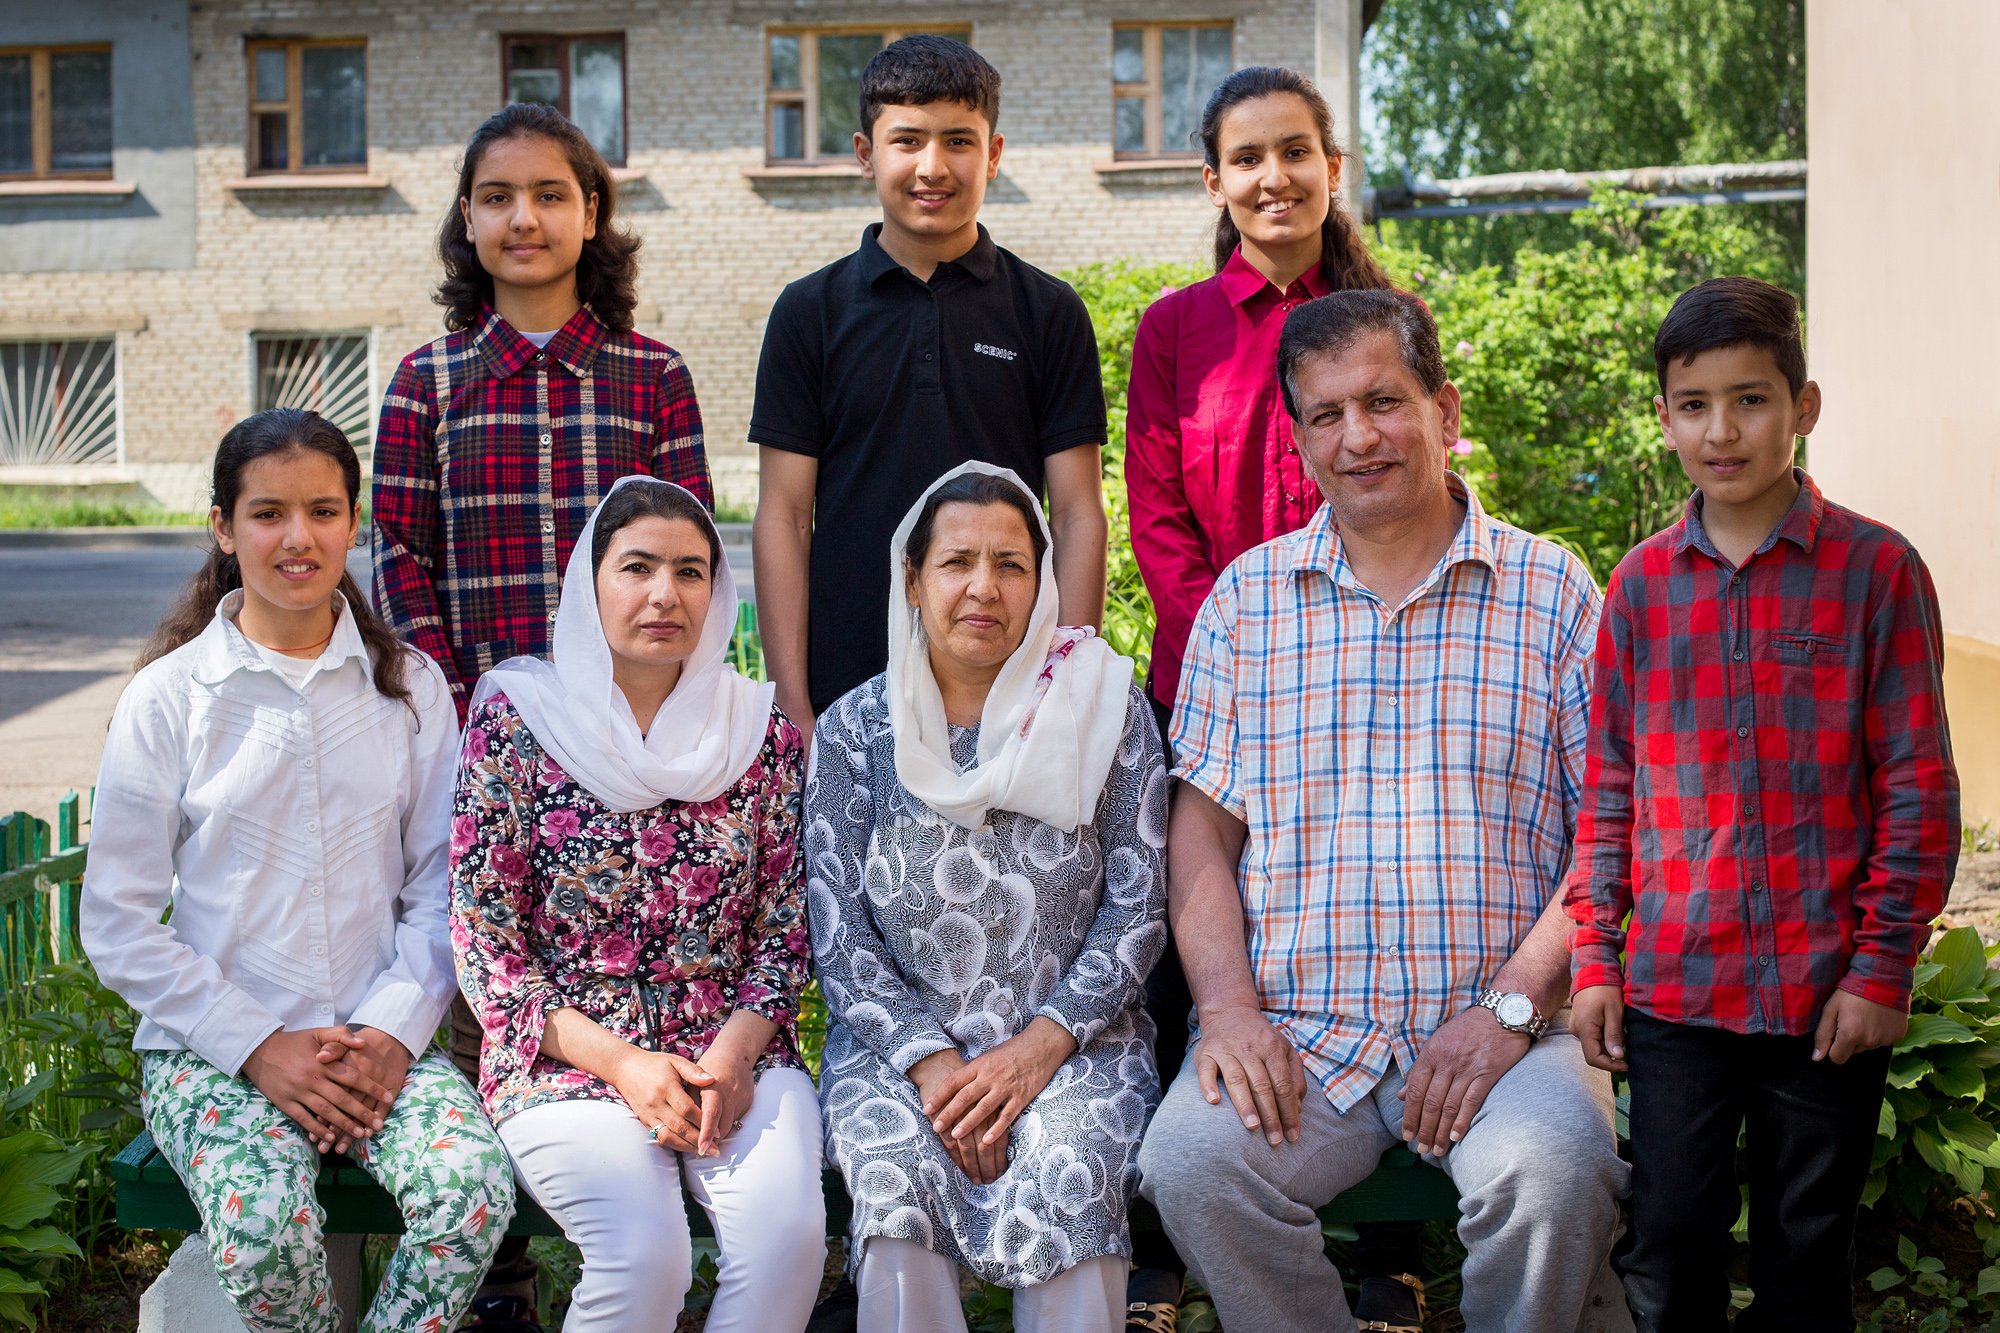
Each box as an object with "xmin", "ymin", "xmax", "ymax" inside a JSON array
[
  {"xmin": 253, "ymin": 333, "xmax": 373, "ymax": 449},
  {"xmin": 503, "ymin": 34, "xmax": 625, "ymax": 166},
  {"xmin": 0, "ymin": 340, "xmax": 119, "ymax": 468},
  {"xmin": 0, "ymin": 46, "xmax": 112, "ymax": 180},
  {"xmin": 1112, "ymin": 23, "xmax": 1232, "ymax": 158},
  {"xmin": 245, "ymin": 39, "xmax": 366, "ymax": 173},
  {"xmin": 765, "ymin": 27, "xmax": 973, "ymax": 165}
]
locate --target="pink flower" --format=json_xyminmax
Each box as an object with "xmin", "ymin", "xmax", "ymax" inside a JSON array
[
  {"xmin": 1157, "ymin": 284, "xmax": 1179, "ymax": 299},
  {"xmin": 596, "ymin": 934, "xmax": 637, "ymax": 972},
  {"xmin": 635, "ymin": 824, "xmax": 677, "ymax": 866},
  {"xmin": 459, "ymin": 727, "xmax": 488, "ymax": 763},
  {"xmin": 450, "ymin": 814, "xmax": 478, "ymax": 858},
  {"xmin": 490, "ymin": 953, "xmax": 526, "ymax": 993},
  {"xmin": 1455, "ymin": 340, "xmax": 1475, "ymax": 357},
  {"xmin": 1451, "ymin": 438, "xmax": 1476, "ymax": 457},
  {"xmin": 685, "ymin": 979, "xmax": 727, "ymax": 1016},
  {"xmin": 488, "ymin": 845, "xmax": 528, "ymax": 884},
  {"xmin": 539, "ymin": 808, "xmax": 581, "ymax": 847},
  {"xmin": 679, "ymin": 863, "xmax": 722, "ymax": 907}
]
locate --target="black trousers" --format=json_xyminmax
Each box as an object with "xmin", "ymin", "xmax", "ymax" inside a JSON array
[{"xmin": 1615, "ymin": 1005, "xmax": 1891, "ymax": 1333}]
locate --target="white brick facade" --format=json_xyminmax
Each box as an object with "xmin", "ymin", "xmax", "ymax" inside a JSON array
[{"xmin": 1, "ymin": 0, "xmax": 1338, "ymax": 509}]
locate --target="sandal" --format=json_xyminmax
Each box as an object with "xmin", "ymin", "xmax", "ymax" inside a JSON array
[{"xmin": 1354, "ymin": 1271, "xmax": 1428, "ymax": 1332}]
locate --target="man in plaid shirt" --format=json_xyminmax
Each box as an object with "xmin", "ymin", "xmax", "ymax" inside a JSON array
[
  {"xmin": 1138, "ymin": 290, "xmax": 1627, "ymax": 1333},
  {"xmin": 1565, "ymin": 277, "xmax": 1958, "ymax": 1332}
]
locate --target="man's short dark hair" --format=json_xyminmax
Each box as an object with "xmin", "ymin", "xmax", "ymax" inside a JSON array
[
  {"xmin": 1278, "ymin": 289, "xmax": 1445, "ymax": 421},
  {"xmin": 1653, "ymin": 277, "xmax": 1807, "ymax": 398},
  {"xmin": 859, "ymin": 35, "xmax": 1001, "ymax": 139}
]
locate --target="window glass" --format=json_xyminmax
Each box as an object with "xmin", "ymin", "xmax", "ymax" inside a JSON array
[
  {"xmin": 299, "ymin": 45, "xmax": 365, "ymax": 167},
  {"xmin": 0, "ymin": 340, "xmax": 119, "ymax": 467},
  {"xmin": 254, "ymin": 334, "xmax": 372, "ymax": 448},
  {"xmin": 49, "ymin": 50, "xmax": 112, "ymax": 173},
  {"xmin": 1113, "ymin": 29, "xmax": 1145, "ymax": 85},
  {"xmin": 254, "ymin": 46, "xmax": 286, "ymax": 102},
  {"xmin": 771, "ymin": 103, "xmax": 803, "ymax": 160},
  {"xmin": 570, "ymin": 40, "xmax": 623, "ymax": 164},
  {"xmin": 255, "ymin": 112, "xmax": 288, "ymax": 171},
  {"xmin": 815, "ymin": 33, "xmax": 879, "ymax": 156},
  {"xmin": 1115, "ymin": 97, "xmax": 1147, "ymax": 155},
  {"xmin": 0, "ymin": 55, "xmax": 30, "ymax": 175},
  {"xmin": 769, "ymin": 33, "xmax": 801, "ymax": 90}
]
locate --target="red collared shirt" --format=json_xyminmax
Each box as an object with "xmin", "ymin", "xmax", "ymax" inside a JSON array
[
  {"xmin": 1564, "ymin": 472, "xmax": 1960, "ymax": 1034},
  {"xmin": 1124, "ymin": 247, "xmax": 1329, "ymax": 706},
  {"xmin": 371, "ymin": 306, "xmax": 712, "ymax": 717}
]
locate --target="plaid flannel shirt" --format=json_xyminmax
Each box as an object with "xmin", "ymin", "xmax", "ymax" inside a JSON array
[
  {"xmin": 1172, "ymin": 477, "xmax": 1601, "ymax": 1111},
  {"xmin": 1564, "ymin": 471, "xmax": 1959, "ymax": 1034},
  {"xmin": 371, "ymin": 306, "xmax": 712, "ymax": 717}
]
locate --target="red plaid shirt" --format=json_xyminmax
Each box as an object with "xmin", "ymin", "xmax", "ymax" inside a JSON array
[
  {"xmin": 1565, "ymin": 471, "xmax": 1958, "ymax": 1034},
  {"xmin": 371, "ymin": 306, "xmax": 712, "ymax": 717}
]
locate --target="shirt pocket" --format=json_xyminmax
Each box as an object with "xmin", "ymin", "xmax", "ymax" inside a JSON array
[{"xmin": 1760, "ymin": 631, "xmax": 1856, "ymax": 767}]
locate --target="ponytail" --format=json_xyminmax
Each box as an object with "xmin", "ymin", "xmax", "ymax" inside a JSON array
[{"xmin": 1199, "ymin": 67, "xmax": 1392, "ymax": 294}]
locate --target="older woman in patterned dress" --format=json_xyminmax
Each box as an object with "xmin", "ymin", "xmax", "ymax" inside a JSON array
[
  {"xmin": 808, "ymin": 462, "xmax": 1169, "ymax": 1333},
  {"xmin": 451, "ymin": 478, "xmax": 824, "ymax": 1333}
]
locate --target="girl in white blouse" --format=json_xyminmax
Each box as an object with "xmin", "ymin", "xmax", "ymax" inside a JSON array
[{"xmin": 81, "ymin": 408, "xmax": 516, "ymax": 1333}]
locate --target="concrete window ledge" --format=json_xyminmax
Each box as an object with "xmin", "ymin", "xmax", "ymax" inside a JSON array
[
  {"xmin": 1094, "ymin": 159, "xmax": 1204, "ymax": 182},
  {"xmin": 742, "ymin": 163, "xmax": 867, "ymax": 181},
  {"xmin": 224, "ymin": 174, "xmax": 390, "ymax": 193},
  {"xmin": 608, "ymin": 166, "xmax": 647, "ymax": 184},
  {"xmin": 0, "ymin": 179, "xmax": 137, "ymax": 200}
]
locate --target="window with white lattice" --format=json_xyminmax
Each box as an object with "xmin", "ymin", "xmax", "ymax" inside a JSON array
[
  {"xmin": 252, "ymin": 333, "xmax": 373, "ymax": 449},
  {"xmin": 0, "ymin": 339, "xmax": 119, "ymax": 468}
]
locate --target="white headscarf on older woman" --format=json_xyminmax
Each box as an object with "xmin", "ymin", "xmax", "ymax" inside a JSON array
[
  {"xmin": 471, "ymin": 476, "xmax": 774, "ymax": 811},
  {"xmin": 885, "ymin": 461, "xmax": 1135, "ymax": 833}
]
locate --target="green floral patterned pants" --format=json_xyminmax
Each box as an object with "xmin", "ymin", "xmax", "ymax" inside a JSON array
[{"xmin": 141, "ymin": 1046, "xmax": 516, "ymax": 1333}]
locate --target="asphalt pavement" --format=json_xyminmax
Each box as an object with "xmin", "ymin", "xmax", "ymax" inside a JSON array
[{"xmin": 0, "ymin": 526, "xmax": 753, "ymax": 827}]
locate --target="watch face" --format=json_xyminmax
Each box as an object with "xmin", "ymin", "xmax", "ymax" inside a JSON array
[{"xmin": 1496, "ymin": 993, "xmax": 1534, "ymax": 1027}]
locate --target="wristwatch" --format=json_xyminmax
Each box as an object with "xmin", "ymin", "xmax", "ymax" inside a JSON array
[{"xmin": 1477, "ymin": 989, "xmax": 1549, "ymax": 1040}]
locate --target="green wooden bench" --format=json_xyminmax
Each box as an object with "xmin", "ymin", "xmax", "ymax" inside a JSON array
[{"xmin": 112, "ymin": 1129, "xmax": 1452, "ymax": 1238}]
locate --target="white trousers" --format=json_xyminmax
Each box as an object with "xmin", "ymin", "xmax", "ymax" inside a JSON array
[
  {"xmin": 499, "ymin": 1068, "xmax": 826, "ymax": 1333},
  {"xmin": 856, "ymin": 1237, "xmax": 1127, "ymax": 1333}
]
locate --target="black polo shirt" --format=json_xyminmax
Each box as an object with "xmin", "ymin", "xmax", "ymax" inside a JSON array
[{"xmin": 750, "ymin": 223, "xmax": 1106, "ymax": 713}]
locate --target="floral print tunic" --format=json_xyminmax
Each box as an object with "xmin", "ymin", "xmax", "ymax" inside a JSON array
[
  {"xmin": 808, "ymin": 676, "xmax": 1169, "ymax": 1287},
  {"xmin": 450, "ymin": 691, "xmax": 810, "ymax": 1125}
]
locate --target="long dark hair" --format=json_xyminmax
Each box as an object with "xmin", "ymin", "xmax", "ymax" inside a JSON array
[
  {"xmin": 435, "ymin": 103, "xmax": 641, "ymax": 334},
  {"xmin": 1198, "ymin": 66, "xmax": 1391, "ymax": 293},
  {"xmin": 137, "ymin": 408, "xmax": 415, "ymax": 713}
]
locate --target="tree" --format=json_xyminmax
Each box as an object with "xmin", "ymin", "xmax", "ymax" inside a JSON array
[{"xmin": 1363, "ymin": 0, "xmax": 1805, "ymax": 276}]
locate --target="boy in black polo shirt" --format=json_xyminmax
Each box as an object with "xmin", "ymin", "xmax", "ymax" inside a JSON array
[{"xmin": 750, "ymin": 35, "xmax": 1109, "ymax": 738}]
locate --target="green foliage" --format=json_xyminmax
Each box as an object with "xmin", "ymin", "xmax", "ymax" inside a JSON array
[
  {"xmin": 0, "ymin": 1083, "xmax": 87, "ymax": 1328},
  {"xmin": 0, "ymin": 494, "xmax": 205, "ymax": 529},
  {"xmin": 1869, "ymin": 927, "xmax": 2000, "ymax": 1218},
  {"xmin": 1363, "ymin": 0, "xmax": 1805, "ymax": 276}
]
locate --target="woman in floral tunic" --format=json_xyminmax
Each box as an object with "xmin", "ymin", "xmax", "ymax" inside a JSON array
[
  {"xmin": 452, "ymin": 478, "xmax": 824, "ymax": 1333},
  {"xmin": 809, "ymin": 463, "xmax": 1169, "ymax": 1333}
]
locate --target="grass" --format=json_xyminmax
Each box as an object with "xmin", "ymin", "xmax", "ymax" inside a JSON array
[{"xmin": 0, "ymin": 496, "xmax": 204, "ymax": 529}]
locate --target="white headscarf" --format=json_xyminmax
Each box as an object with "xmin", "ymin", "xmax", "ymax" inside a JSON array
[
  {"xmin": 471, "ymin": 476, "xmax": 774, "ymax": 811},
  {"xmin": 886, "ymin": 461, "xmax": 1134, "ymax": 832}
]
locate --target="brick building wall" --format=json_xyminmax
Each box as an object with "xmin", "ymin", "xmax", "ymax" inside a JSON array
[{"xmin": 1, "ymin": 0, "xmax": 1335, "ymax": 510}]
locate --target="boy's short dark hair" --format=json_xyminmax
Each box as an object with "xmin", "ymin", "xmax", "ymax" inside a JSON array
[
  {"xmin": 1278, "ymin": 289, "xmax": 1446, "ymax": 421},
  {"xmin": 859, "ymin": 35, "xmax": 1000, "ymax": 139},
  {"xmin": 1653, "ymin": 277, "xmax": 1807, "ymax": 398}
]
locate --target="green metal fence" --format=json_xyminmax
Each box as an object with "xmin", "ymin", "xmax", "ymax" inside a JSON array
[{"xmin": 0, "ymin": 791, "xmax": 89, "ymax": 986}]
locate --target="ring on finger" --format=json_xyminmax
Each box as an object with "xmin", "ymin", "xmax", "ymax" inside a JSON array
[{"xmin": 647, "ymin": 1122, "xmax": 668, "ymax": 1144}]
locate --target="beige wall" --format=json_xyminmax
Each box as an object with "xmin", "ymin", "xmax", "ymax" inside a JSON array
[
  {"xmin": 1807, "ymin": 0, "xmax": 2000, "ymax": 828},
  {"xmin": 0, "ymin": 0, "xmax": 1333, "ymax": 510}
]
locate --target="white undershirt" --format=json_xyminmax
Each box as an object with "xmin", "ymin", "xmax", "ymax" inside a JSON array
[
  {"xmin": 520, "ymin": 329, "xmax": 559, "ymax": 348},
  {"xmin": 250, "ymin": 638, "xmax": 318, "ymax": 689}
]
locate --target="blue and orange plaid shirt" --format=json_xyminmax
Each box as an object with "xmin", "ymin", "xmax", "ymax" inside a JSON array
[
  {"xmin": 371, "ymin": 306, "xmax": 712, "ymax": 717},
  {"xmin": 1564, "ymin": 471, "xmax": 1958, "ymax": 1035},
  {"xmin": 1172, "ymin": 476, "xmax": 1602, "ymax": 1111}
]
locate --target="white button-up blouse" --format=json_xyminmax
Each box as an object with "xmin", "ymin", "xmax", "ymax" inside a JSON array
[{"xmin": 81, "ymin": 593, "xmax": 459, "ymax": 1075}]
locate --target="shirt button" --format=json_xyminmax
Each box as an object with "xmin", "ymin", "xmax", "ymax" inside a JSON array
[
  {"xmin": 923, "ymin": 351, "xmax": 934, "ymax": 362},
  {"xmin": 309, "ymin": 885, "xmax": 323, "ymax": 898},
  {"xmin": 1388, "ymin": 696, "xmax": 1399, "ymax": 708},
  {"xmin": 310, "ymin": 944, "xmax": 325, "ymax": 958},
  {"xmin": 542, "ymin": 518, "xmax": 555, "ymax": 535},
  {"xmin": 1736, "ymin": 726, "xmax": 1749, "ymax": 738},
  {"xmin": 304, "ymin": 820, "xmax": 319, "ymax": 834},
  {"xmin": 1732, "ymin": 650, "xmax": 1744, "ymax": 661},
  {"xmin": 1750, "ymin": 881, "xmax": 1764, "ymax": 893},
  {"xmin": 303, "ymin": 756, "xmax": 316, "ymax": 769},
  {"xmin": 1757, "ymin": 954, "xmax": 1771, "ymax": 966},
  {"xmin": 539, "ymin": 433, "xmax": 552, "ymax": 446},
  {"xmin": 320, "ymin": 1004, "xmax": 333, "ymax": 1015}
]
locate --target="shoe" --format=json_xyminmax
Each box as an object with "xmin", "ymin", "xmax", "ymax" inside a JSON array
[
  {"xmin": 1354, "ymin": 1271, "xmax": 1427, "ymax": 1332},
  {"xmin": 804, "ymin": 1276, "xmax": 858, "ymax": 1333},
  {"xmin": 461, "ymin": 1293, "xmax": 544, "ymax": 1332},
  {"xmin": 1125, "ymin": 1265, "xmax": 1182, "ymax": 1331}
]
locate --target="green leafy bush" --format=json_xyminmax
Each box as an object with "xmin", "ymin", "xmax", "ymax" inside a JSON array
[{"xmin": 0, "ymin": 1080, "xmax": 87, "ymax": 1329}]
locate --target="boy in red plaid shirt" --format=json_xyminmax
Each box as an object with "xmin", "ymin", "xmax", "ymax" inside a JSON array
[{"xmin": 1564, "ymin": 277, "xmax": 1958, "ymax": 1332}]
